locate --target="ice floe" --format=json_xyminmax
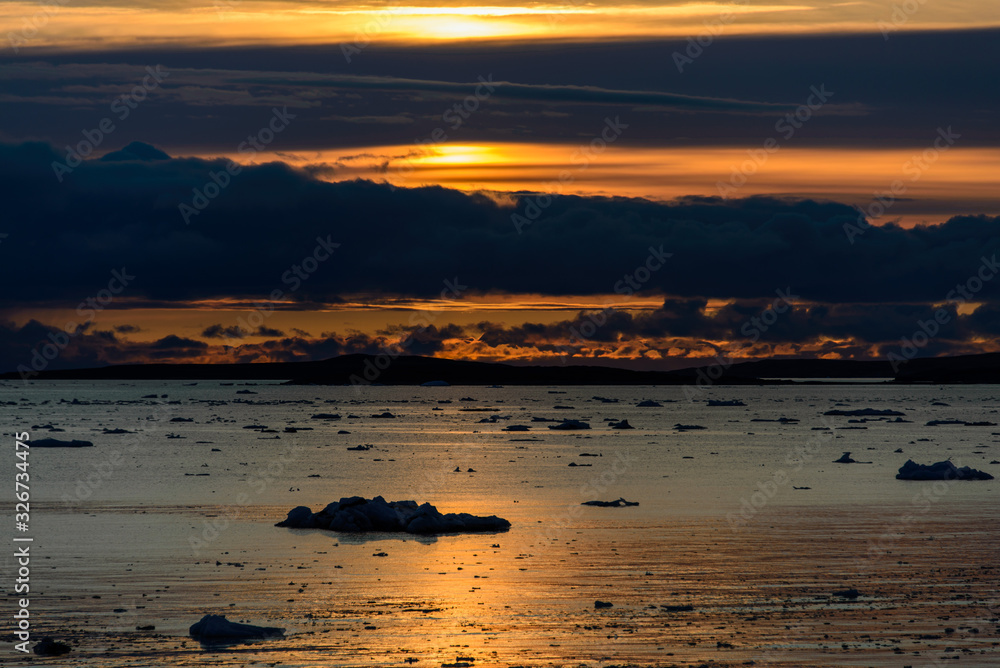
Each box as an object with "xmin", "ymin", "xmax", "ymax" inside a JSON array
[
  {"xmin": 276, "ymin": 496, "xmax": 510, "ymax": 534},
  {"xmin": 32, "ymin": 438, "xmax": 94, "ymax": 448},
  {"xmin": 189, "ymin": 614, "xmax": 285, "ymax": 642},
  {"xmin": 895, "ymin": 459, "xmax": 994, "ymax": 481}
]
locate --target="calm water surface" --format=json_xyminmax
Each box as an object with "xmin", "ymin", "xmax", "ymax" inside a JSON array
[{"xmin": 2, "ymin": 381, "xmax": 998, "ymax": 666}]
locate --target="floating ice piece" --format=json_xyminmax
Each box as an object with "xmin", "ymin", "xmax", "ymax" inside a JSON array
[
  {"xmin": 637, "ymin": 400, "xmax": 661, "ymax": 407},
  {"xmin": 276, "ymin": 496, "xmax": 511, "ymax": 534},
  {"xmin": 33, "ymin": 638, "xmax": 72, "ymax": 656},
  {"xmin": 831, "ymin": 588, "xmax": 861, "ymax": 599},
  {"xmin": 926, "ymin": 419, "xmax": 996, "ymax": 427},
  {"xmin": 582, "ymin": 498, "xmax": 639, "ymax": 507},
  {"xmin": 895, "ymin": 459, "xmax": 994, "ymax": 481},
  {"xmin": 548, "ymin": 419, "xmax": 590, "ymax": 430},
  {"xmin": 610, "ymin": 419, "xmax": 634, "ymax": 429},
  {"xmin": 189, "ymin": 614, "xmax": 285, "ymax": 641},
  {"xmin": 833, "ymin": 451, "xmax": 871, "ymax": 464},
  {"xmin": 673, "ymin": 423, "xmax": 706, "ymax": 431},
  {"xmin": 823, "ymin": 408, "xmax": 904, "ymax": 416},
  {"xmin": 707, "ymin": 399, "xmax": 745, "ymax": 406},
  {"xmin": 32, "ymin": 438, "xmax": 94, "ymax": 448}
]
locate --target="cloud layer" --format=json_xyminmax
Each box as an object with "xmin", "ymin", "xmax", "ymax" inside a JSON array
[{"xmin": 2, "ymin": 140, "xmax": 999, "ymax": 307}]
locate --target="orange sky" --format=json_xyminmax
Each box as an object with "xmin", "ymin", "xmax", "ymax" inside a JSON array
[
  {"xmin": 190, "ymin": 142, "xmax": 1000, "ymax": 227},
  {"xmin": 3, "ymin": 1, "xmax": 1000, "ymax": 51},
  {"xmin": 3, "ymin": 1, "xmax": 999, "ymax": 371}
]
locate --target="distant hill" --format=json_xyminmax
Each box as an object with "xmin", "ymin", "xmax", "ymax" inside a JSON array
[
  {"xmin": 3, "ymin": 354, "xmax": 742, "ymax": 385},
  {"xmin": 892, "ymin": 352, "xmax": 1000, "ymax": 383},
  {"xmin": 278, "ymin": 355, "xmax": 771, "ymax": 386},
  {"xmin": 706, "ymin": 358, "xmax": 895, "ymax": 379},
  {"xmin": 5, "ymin": 352, "xmax": 1000, "ymax": 384},
  {"xmin": 4, "ymin": 360, "xmax": 315, "ymax": 381}
]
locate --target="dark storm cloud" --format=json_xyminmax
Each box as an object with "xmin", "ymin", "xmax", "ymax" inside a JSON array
[
  {"xmin": 255, "ymin": 326, "xmax": 286, "ymax": 337},
  {"xmin": 376, "ymin": 323, "xmax": 467, "ymax": 356},
  {"xmin": 0, "ymin": 62, "xmax": 788, "ymax": 112},
  {"xmin": 0, "ymin": 61, "xmax": 817, "ymax": 155},
  {"xmin": 1, "ymin": 29, "xmax": 997, "ymax": 150},
  {"xmin": 222, "ymin": 330, "xmax": 436, "ymax": 363},
  {"xmin": 203, "ymin": 324, "xmax": 287, "ymax": 338},
  {"xmin": 474, "ymin": 298, "xmax": 1000, "ymax": 351},
  {"xmin": 148, "ymin": 335, "xmax": 207, "ymax": 351},
  {"xmin": 239, "ymin": 72, "xmax": 798, "ymax": 112},
  {"xmin": 0, "ymin": 319, "xmax": 207, "ymax": 372},
  {"xmin": 1, "ymin": 140, "xmax": 999, "ymax": 306},
  {"xmin": 201, "ymin": 324, "xmax": 245, "ymax": 339},
  {"xmin": 0, "ymin": 319, "xmax": 379, "ymax": 372}
]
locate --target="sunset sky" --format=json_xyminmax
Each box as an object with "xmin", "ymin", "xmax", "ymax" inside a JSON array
[{"xmin": 2, "ymin": 1, "xmax": 1000, "ymax": 374}]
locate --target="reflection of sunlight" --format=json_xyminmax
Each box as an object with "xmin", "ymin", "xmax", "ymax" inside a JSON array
[{"xmin": 413, "ymin": 145, "xmax": 504, "ymax": 166}]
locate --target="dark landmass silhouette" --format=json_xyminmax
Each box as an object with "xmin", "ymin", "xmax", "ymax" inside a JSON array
[{"xmin": 6, "ymin": 352, "xmax": 1000, "ymax": 384}]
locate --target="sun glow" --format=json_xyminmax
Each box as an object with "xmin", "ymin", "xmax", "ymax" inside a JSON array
[
  {"xmin": 386, "ymin": 15, "xmax": 544, "ymax": 39},
  {"xmin": 196, "ymin": 142, "xmax": 1000, "ymax": 227},
  {"xmin": 3, "ymin": 2, "xmax": 999, "ymax": 51},
  {"xmin": 410, "ymin": 145, "xmax": 506, "ymax": 166}
]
